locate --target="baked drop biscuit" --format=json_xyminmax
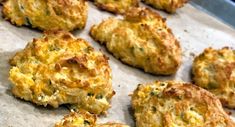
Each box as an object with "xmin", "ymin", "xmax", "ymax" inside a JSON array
[
  {"xmin": 9, "ymin": 31, "xmax": 114, "ymax": 114},
  {"xmin": 192, "ymin": 47, "xmax": 235, "ymax": 108},
  {"xmin": 93, "ymin": 0, "xmax": 139, "ymax": 14},
  {"xmin": 131, "ymin": 81, "xmax": 235, "ymax": 127},
  {"xmin": 55, "ymin": 110, "xmax": 96, "ymax": 127},
  {"xmin": 142, "ymin": 0, "xmax": 188, "ymax": 13},
  {"xmin": 90, "ymin": 8, "xmax": 181, "ymax": 75},
  {"xmin": 55, "ymin": 110, "xmax": 129, "ymax": 127},
  {"xmin": 2, "ymin": 0, "xmax": 88, "ymax": 31}
]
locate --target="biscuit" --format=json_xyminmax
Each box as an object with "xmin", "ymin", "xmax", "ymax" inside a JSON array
[
  {"xmin": 2, "ymin": 0, "xmax": 88, "ymax": 31},
  {"xmin": 192, "ymin": 47, "xmax": 235, "ymax": 108},
  {"xmin": 131, "ymin": 81, "xmax": 235, "ymax": 127},
  {"xmin": 90, "ymin": 7, "xmax": 181, "ymax": 75},
  {"xmin": 55, "ymin": 110, "xmax": 96, "ymax": 127},
  {"xmin": 142, "ymin": 0, "xmax": 188, "ymax": 13},
  {"xmin": 93, "ymin": 0, "xmax": 138, "ymax": 14},
  {"xmin": 9, "ymin": 31, "xmax": 114, "ymax": 114},
  {"xmin": 55, "ymin": 110, "xmax": 129, "ymax": 127}
]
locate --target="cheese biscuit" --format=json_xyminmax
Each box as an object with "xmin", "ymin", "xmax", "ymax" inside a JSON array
[
  {"xmin": 9, "ymin": 31, "xmax": 114, "ymax": 114},
  {"xmin": 192, "ymin": 47, "xmax": 235, "ymax": 108},
  {"xmin": 2, "ymin": 0, "xmax": 88, "ymax": 31},
  {"xmin": 90, "ymin": 8, "xmax": 181, "ymax": 75},
  {"xmin": 132, "ymin": 81, "xmax": 235, "ymax": 127}
]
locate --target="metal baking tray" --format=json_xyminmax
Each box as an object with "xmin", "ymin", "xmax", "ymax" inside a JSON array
[{"xmin": 191, "ymin": 0, "xmax": 235, "ymax": 28}]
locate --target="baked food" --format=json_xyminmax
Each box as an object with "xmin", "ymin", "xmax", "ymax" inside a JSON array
[
  {"xmin": 142, "ymin": 0, "xmax": 188, "ymax": 13},
  {"xmin": 2, "ymin": 0, "xmax": 88, "ymax": 31},
  {"xmin": 192, "ymin": 47, "xmax": 235, "ymax": 108},
  {"xmin": 92, "ymin": 0, "xmax": 138, "ymax": 14},
  {"xmin": 131, "ymin": 81, "xmax": 235, "ymax": 127},
  {"xmin": 90, "ymin": 7, "xmax": 181, "ymax": 75},
  {"xmin": 55, "ymin": 110, "xmax": 129, "ymax": 127},
  {"xmin": 55, "ymin": 110, "xmax": 96, "ymax": 127},
  {"xmin": 9, "ymin": 31, "xmax": 114, "ymax": 114}
]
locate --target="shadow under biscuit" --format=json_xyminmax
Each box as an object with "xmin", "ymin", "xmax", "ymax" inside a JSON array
[
  {"xmin": 0, "ymin": 51, "xmax": 16, "ymax": 88},
  {"xmin": 125, "ymin": 105, "xmax": 135, "ymax": 127}
]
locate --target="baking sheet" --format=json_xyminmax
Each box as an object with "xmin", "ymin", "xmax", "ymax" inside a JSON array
[
  {"xmin": 0, "ymin": 2, "xmax": 235, "ymax": 127},
  {"xmin": 191, "ymin": 0, "xmax": 235, "ymax": 28}
]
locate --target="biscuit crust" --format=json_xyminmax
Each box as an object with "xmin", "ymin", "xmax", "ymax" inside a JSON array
[
  {"xmin": 93, "ymin": 0, "xmax": 139, "ymax": 14},
  {"xmin": 131, "ymin": 81, "xmax": 235, "ymax": 127},
  {"xmin": 90, "ymin": 8, "xmax": 181, "ymax": 75},
  {"xmin": 97, "ymin": 123, "xmax": 129, "ymax": 127},
  {"xmin": 9, "ymin": 31, "xmax": 114, "ymax": 114},
  {"xmin": 192, "ymin": 47, "xmax": 235, "ymax": 108},
  {"xmin": 2, "ymin": 0, "xmax": 88, "ymax": 31},
  {"xmin": 142, "ymin": 0, "xmax": 188, "ymax": 13},
  {"xmin": 55, "ymin": 110, "xmax": 129, "ymax": 127}
]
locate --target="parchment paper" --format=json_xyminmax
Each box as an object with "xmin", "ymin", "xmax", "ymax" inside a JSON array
[{"xmin": 0, "ymin": 2, "xmax": 235, "ymax": 127}]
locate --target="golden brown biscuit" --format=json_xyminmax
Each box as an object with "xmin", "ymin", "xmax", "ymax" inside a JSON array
[
  {"xmin": 131, "ymin": 81, "xmax": 235, "ymax": 127},
  {"xmin": 93, "ymin": 0, "xmax": 139, "ymax": 14},
  {"xmin": 2, "ymin": 0, "xmax": 88, "ymax": 31},
  {"xmin": 55, "ymin": 110, "xmax": 129, "ymax": 127},
  {"xmin": 90, "ymin": 7, "xmax": 181, "ymax": 75},
  {"xmin": 55, "ymin": 110, "xmax": 97, "ymax": 127},
  {"xmin": 192, "ymin": 47, "xmax": 235, "ymax": 108},
  {"xmin": 142, "ymin": 0, "xmax": 188, "ymax": 13},
  {"xmin": 9, "ymin": 31, "xmax": 114, "ymax": 114}
]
